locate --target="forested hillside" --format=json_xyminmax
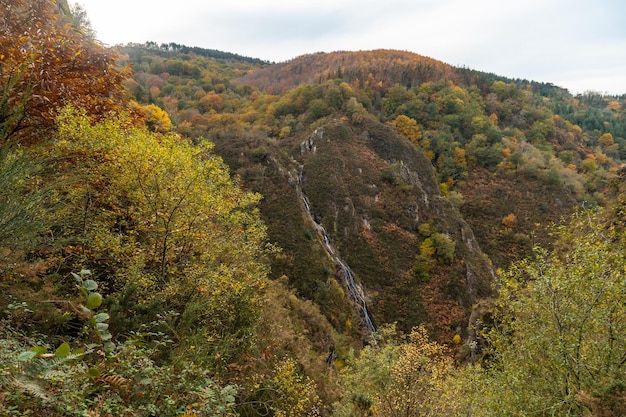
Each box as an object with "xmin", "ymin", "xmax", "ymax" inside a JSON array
[{"xmin": 1, "ymin": 1, "xmax": 625, "ymax": 416}]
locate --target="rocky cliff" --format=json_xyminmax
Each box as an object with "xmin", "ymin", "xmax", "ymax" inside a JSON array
[{"xmin": 218, "ymin": 116, "xmax": 494, "ymax": 340}]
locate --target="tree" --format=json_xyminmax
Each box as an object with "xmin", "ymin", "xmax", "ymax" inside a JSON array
[
  {"xmin": 68, "ymin": 2, "xmax": 96, "ymax": 39},
  {"xmin": 52, "ymin": 107, "xmax": 271, "ymax": 364},
  {"xmin": 0, "ymin": 0, "xmax": 128, "ymax": 144},
  {"xmin": 478, "ymin": 209, "xmax": 626, "ymax": 416},
  {"xmin": 270, "ymin": 357, "xmax": 322, "ymax": 417},
  {"xmin": 382, "ymin": 84, "xmax": 414, "ymax": 118},
  {"xmin": 130, "ymin": 101, "xmax": 172, "ymax": 132},
  {"xmin": 391, "ymin": 115, "xmax": 422, "ymax": 146},
  {"xmin": 334, "ymin": 325, "xmax": 457, "ymax": 417},
  {"xmin": 0, "ymin": 146, "xmax": 46, "ymax": 248}
]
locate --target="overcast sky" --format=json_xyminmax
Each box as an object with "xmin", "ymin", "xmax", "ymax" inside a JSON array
[{"xmin": 77, "ymin": 0, "xmax": 626, "ymax": 96}]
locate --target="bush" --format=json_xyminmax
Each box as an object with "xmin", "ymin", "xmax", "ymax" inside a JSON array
[{"xmin": 0, "ymin": 272, "xmax": 239, "ymax": 417}]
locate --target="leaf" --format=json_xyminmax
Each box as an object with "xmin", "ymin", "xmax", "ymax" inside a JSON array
[
  {"xmin": 93, "ymin": 312, "xmax": 109, "ymax": 323},
  {"xmin": 80, "ymin": 305, "xmax": 92, "ymax": 316},
  {"xmin": 73, "ymin": 347, "xmax": 86, "ymax": 358},
  {"xmin": 18, "ymin": 351, "xmax": 38, "ymax": 361},
  {"xmin": 29, "ymin": 346, "xmax": 48, "ymax": 355},
  {"xmin": 87, "ymin": 367, "xmax": 101, "ymax": 378},
  {"xmin": 85, "ymin": 292, "xmax": 103, "ymax": 309},
  {"xmin": 82, "ymin": 279, "xmax": 98, "ymax": 291},
  {"xmin": 99, "ymin": 331, "xmax": 112, "ymax": 341},
  {"xmin": 55, "ymin": 342, "xmax": 71, "ymax": 358},
  {"xmin": 138, "ymin": 377, "xmax": 153, "ymax": 385},
  {"xmin": 95, "ymin": 322, "xmax": 109, "ymax": 332}
]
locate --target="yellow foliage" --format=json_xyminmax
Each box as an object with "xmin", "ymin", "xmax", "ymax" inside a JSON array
[
  {"xmin": 392, "ymin": 115, "xmax": 422, "ymax": 146},
  {"xmin": 53, "ymin": 107, "xmax": 270, "ymax": 349},
  {"xmin": 143, "ymin": 104, "xmax": 172, "ymax": 133},
  {"xmin": 598, "ymin": 132, "xmax": 614, "ymax": 147},
  {"xmin": 606, "ymin": 100, "xmax": 621, "ymax": 111},
  {"xmin": 581, "ymin": 157, "xmax": 598, "ymax": 173},
  {"xmin": 337, "ymin": 324, "xmax": 457, "ymax": 417},
  {"xmin": 130, "ymin": 101, "xmax": 172, "ymax": 133},
  {"xmin": 419, "ymin": 238, "xmax": 435, "ymax": 257},
  {"xmin": 271, "ymin": 357, "xmax": 322, "ymax": 417}
]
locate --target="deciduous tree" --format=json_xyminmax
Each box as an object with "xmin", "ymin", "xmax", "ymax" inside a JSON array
[
  {"xmin": 0, "ymin": 0, "xmax": 128, "ymax": 144},
  {"xmin": 478, "ymin": 209, "xmax": 626, "ymax": 416},
  {"xmin": 52, "ymin": 107, "xmax": 271, "ymax": 364}
]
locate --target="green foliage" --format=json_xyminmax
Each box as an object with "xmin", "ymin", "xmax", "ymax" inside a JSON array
[
  {"xmin": 472, "ymin": 209, "xmax": 626, "ymax": 416},
  {"xmin": 430, "ymin": 232, "xmax": 455, "ymax": 264},
  {"xmin": 413, "ymin": 225, "xmax": 455, "ymax": 277},
  {"xmin": 5, "ymin": 37, "xmax": 625, "ymax": 415},
  {"xmin": 380, "ymin": 162, "xmax": 409, "ymax": 189},
  {"xmin": 52, "ymin": 108, "xmax": 270, "ymax": 352},
  {"xmin": 308, "ymin": 99, "xmax": 331, "ymax": 120},
  {"xmin": 0, "ymin": 146, "xmax": 46, "ymax": 248},
  {"xmin": 0, "ymin": 272, "xmax": 239, "ymax": 416}
]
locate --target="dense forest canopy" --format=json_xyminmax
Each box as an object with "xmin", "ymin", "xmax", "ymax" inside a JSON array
[{"xmin": 1, "ymin": 1, "xmax": 625, "ymax": 416}]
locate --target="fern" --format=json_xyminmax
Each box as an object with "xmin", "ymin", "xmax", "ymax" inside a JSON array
[
  {"xmin": 99, "ymin": 373, "xmax": 131, "ymax": 391},
  {"xmin": 8, "ymin": 350, "xmax": 86, "ymax": 402},
  {"xmin": 8, "ymin": 375, "xmax": 51, "ymax": 401}
]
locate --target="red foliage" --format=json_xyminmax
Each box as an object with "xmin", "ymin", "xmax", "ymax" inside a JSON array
[
  {"xmin": 1, "ymin": 0, "xmax": 129, "ymax": 143},
  {"xmin": 239, "ymin": 49, "xmax": 458, "ymax": 95}
]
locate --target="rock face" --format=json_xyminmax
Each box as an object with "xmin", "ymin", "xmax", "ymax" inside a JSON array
[{"xmin": 221, "ymin": 117, "xmax": 494, "ymax": 340}]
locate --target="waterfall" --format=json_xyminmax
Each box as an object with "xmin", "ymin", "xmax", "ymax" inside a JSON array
[
  {"xmin": 270, "ymin": 153, "xmax": 377, "ymax": 339},
  {"xmin": 299, "ymin": 188, "xmax": 377, "ymax": 338}
]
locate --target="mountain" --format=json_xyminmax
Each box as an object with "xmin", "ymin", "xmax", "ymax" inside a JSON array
[
  {"xmin": 237, "ymin": 49, "xmax": 457, "ymax": 94},
  {"xmin": 221, "ymin": 114, "xmax": 494, "ymax": 338},
  {"xmin": 4, "ymin": 3, "xmax": 626, "ymax": 414},
  {"xmin": 117, "ymin": 44, "xmax": 625, "ymax": 341}
]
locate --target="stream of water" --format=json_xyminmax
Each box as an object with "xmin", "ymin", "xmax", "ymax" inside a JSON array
[{"xmin": 299, "ymin": 189, "xmax": 377, "ymax": 338}]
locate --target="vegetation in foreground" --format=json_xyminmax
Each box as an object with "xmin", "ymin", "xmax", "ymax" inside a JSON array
[{"xmin": 1, "ymin": 0, "xmax": 625, "ymax": 415}]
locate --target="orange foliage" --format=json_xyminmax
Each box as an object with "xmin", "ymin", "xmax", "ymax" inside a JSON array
[
  {"xmin": 198, "ymin": 92, "xmax": 224, "ymax": 113},
  {"xmin": 129, "ymin": 101, "xmax": 172, "ymax": 133},
  {"xmin": 240, "ymin": 50, "xmax": 456, "ymax": 94},
  {"xmin": 606, "ymin": 100, "xmax": 621, "ymax": 111},
  {"xmin": 502, "ymin": 213, "xmax": 517, "ymax": 229},
  {"xmin": 1, "ymin": 0, "xmax": 129, "ymax": 143}
]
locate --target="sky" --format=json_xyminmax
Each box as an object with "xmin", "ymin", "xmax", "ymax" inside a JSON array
[{"xmin": 77, "ymin": 0, "xmax": 626, "ymax": 96}]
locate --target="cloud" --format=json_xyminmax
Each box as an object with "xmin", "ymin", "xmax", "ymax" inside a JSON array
[{"xmin": 80, "ymin": 0, "xmax": 626, "ymax": 94}]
